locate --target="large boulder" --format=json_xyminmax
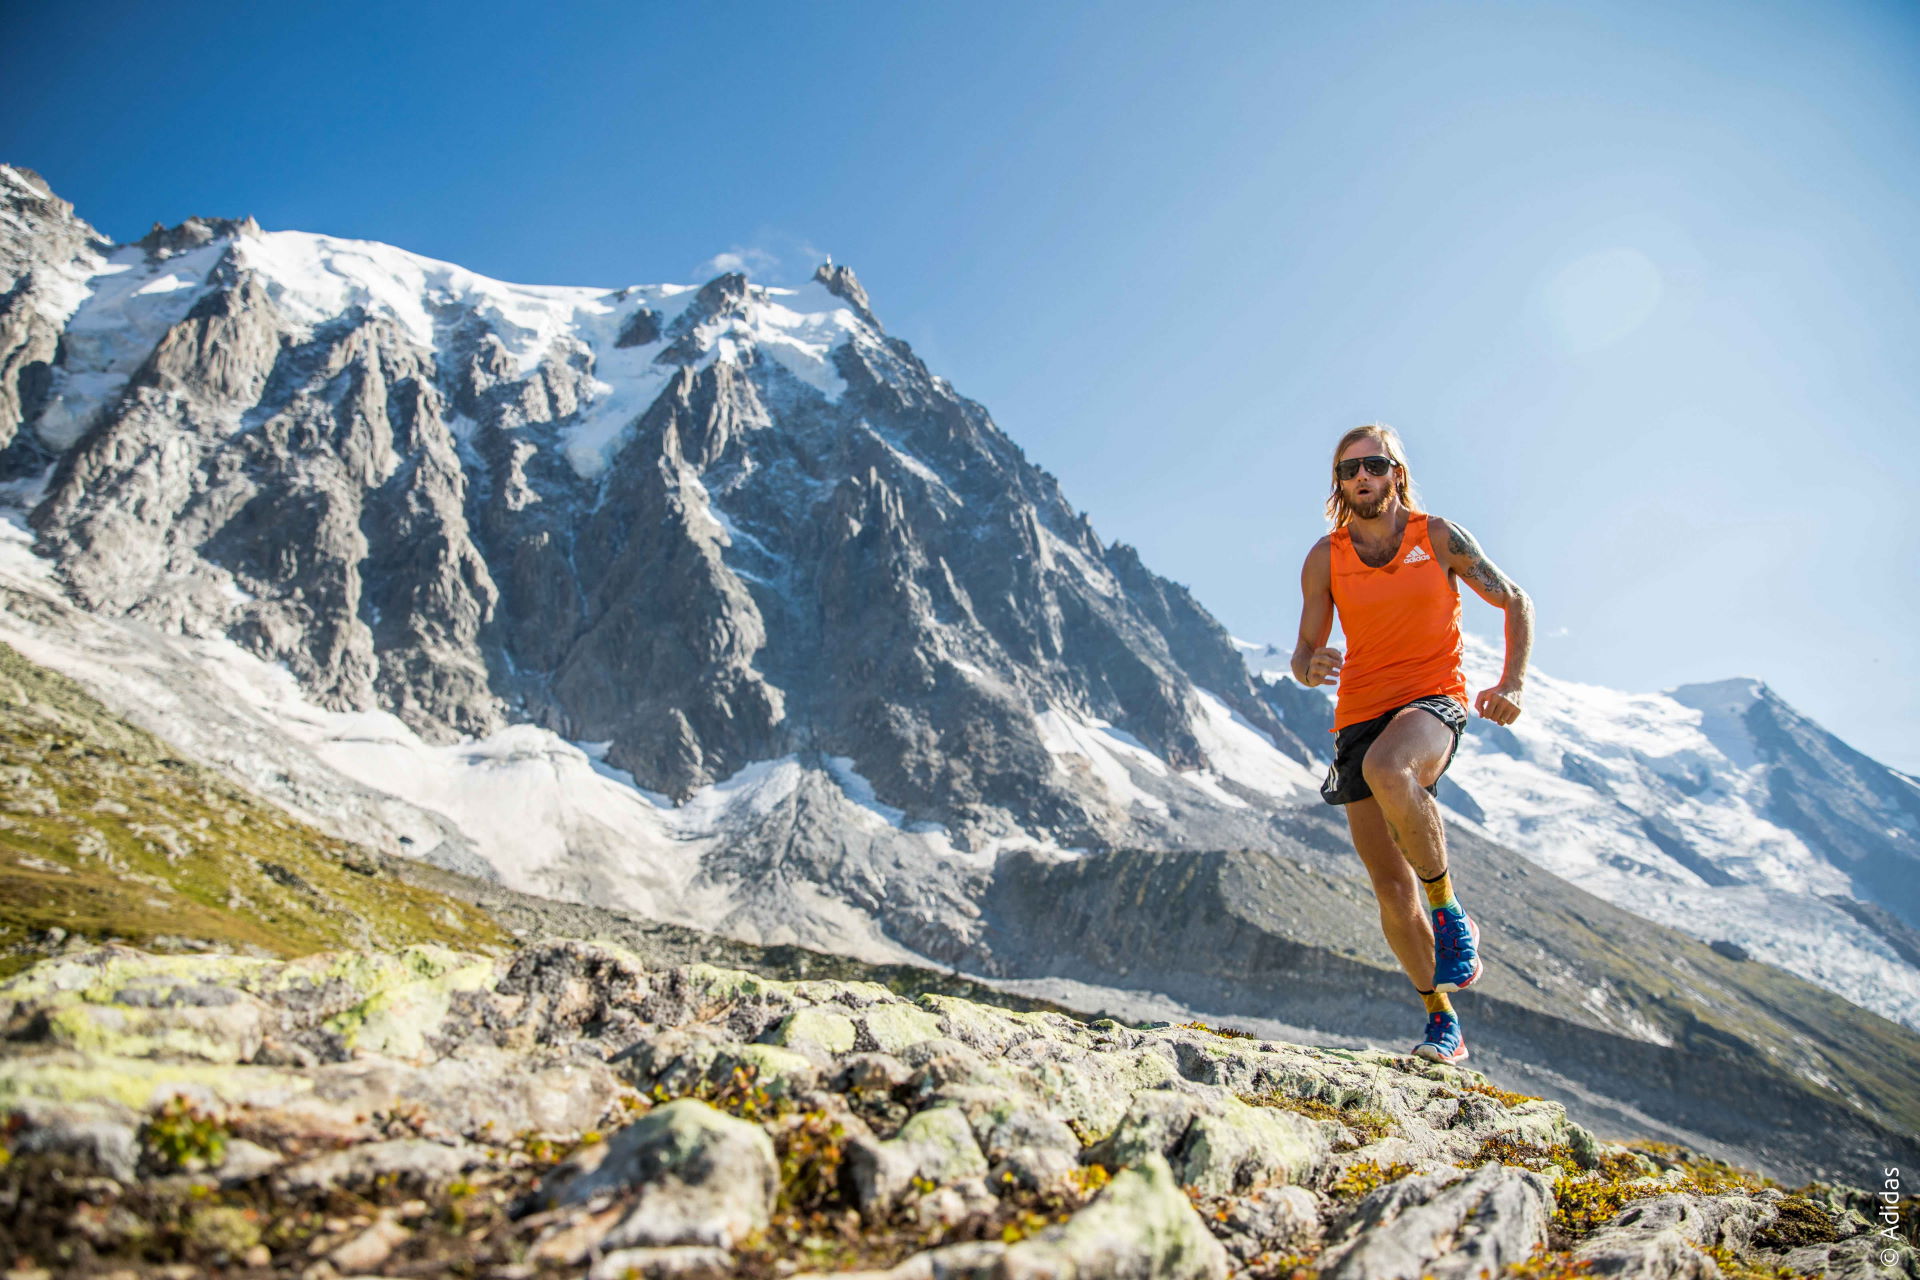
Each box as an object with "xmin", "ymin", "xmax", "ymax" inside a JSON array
[{"xmin": 537, "ymin": 1098, "xmax": 777, "ymax": 1250}]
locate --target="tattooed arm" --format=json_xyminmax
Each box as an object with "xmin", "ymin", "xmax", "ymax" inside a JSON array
[{"xmin": 1431, "ymin": 516, "xmax": 1532, "ymax": 725}]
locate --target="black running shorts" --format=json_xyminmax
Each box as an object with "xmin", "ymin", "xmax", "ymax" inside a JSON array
[{"xmin": 1319, "ymin": 694, "xmax": 1468, "ymax": 806}]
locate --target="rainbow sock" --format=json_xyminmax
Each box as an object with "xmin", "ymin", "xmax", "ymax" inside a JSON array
[
  {"xmin": 1420, "ymin": 866, "xmax": 1458, "ymax": 912},
  {"xmin": 1419, "ymin": 988, "xmax": 1453, "ymax": 1015}
]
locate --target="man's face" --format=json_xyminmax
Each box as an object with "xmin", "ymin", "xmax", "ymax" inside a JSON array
[{"xmin": 1339, "ymin": 438, "xmax": 1398, "ymax": 521}]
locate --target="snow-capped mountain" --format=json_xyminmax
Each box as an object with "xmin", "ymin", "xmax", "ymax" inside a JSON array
[
  {"xmin": 0, "ymin": 162, "xmax": 1325, "ymax": 959},
  {"xmin": 1243, "ymin": 636, "xmax": 1920, "ymax": 1029},
  {"xmin": 5, "ymin": 164, "xmax": 1918, "ymax": 1178}
]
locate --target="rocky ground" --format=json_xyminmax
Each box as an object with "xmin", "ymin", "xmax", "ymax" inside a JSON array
[{"xmin": 2, "ymin": 939, "xmax": 1913, "ymax": 1280}]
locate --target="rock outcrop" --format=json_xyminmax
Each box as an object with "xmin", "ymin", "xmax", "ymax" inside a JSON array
[{"xmin": 2, "ymin": 939, "xmax": 1912, "ymax": 1279}]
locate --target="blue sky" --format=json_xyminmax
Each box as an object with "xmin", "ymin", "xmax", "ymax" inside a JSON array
[{"xmin": 4, "ymin": 0, "xmax": 1917, "ymax": 770}]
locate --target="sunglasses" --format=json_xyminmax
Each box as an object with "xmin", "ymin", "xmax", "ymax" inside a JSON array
[{"xmin": 1336, "ymin": 455, "xmax": 1398, "ymax": 481}]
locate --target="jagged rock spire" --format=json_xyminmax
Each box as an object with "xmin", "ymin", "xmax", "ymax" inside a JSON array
[{"xmin": 813, "ymin": 261, "xmax": 877, "ymax": 327}]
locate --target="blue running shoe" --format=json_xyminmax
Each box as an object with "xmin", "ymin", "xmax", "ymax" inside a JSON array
[
  {"xmin": 1413, "ymin": 1010, "xmax": 1468, "ymax": 1064},
  {"xmin": 1432, "ymin": 905, "xmax": 1482, "ymax": 993}
]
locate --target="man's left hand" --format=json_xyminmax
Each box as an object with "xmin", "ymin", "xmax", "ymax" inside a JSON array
[{"xmin": 1474, "ymin": 684, "xmax": 1523, "ymax": 725}]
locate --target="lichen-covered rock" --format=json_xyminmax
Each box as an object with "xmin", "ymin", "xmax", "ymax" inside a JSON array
[
  {"xmin": 1087, "ymin": 1085, "xmax": 1327, "ymax": 1194},
  {"xmin": 589, "ymin": 1245, "xmax": 736, "ymax": 1279},
  {"xmin": 1319, "ymin": 1162, "xmax": 1554, "ymax": 1280},
  {"xmin": 275, "ymin": 1137, "xmax": 488, "ymax": 1192},
  {"xmin": 811, "ymin": 1151, "xmax": 1228, "ymax": 1280},
  {"xmin": 4, "ymin": 1100, "xmax": 138, "ymax": 1179},
  {"xmin": 848, "ymin": 1103, "xmax": 990, "ymax": 1207},
  {"xmin": 1774, "ymin": 1235, "xmax": 1920, "ymax": 1280},
  {"xmin": 0, "ymin": 939, "xmax": 1893, "ymax": 1280},
  {"xmin": 1212, "ymin": 1183, "xmax": 1323, "ymax": 1264},
  {"xmin": 769, "ymin": 1006, "xmax": 860, "ymax": 1057},
  {"xmin": 538, "ymin": 1098, "xmax": 777, "ymax": 1250}
]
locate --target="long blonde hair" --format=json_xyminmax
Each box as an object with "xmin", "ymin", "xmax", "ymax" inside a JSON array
[{"xmin": 1324, "ymin": 423, "xmax": 1422, "ymax": 528}]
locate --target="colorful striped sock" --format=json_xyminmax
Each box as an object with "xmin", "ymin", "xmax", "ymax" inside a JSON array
[
  {"xmin": 1420, "ymin": 866, "xmax": 1458, "ymax": 912},
  {"xmin": 1419, "ymin": 988, "xmax": 1453, "ymax": 1015}
]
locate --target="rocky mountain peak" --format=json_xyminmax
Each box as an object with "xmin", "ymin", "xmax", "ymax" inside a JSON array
[
  {"xmin": 814, "ymin": 260, "xmax": 877, "ymax": 324},
  {"xmin": 134, "ymin": 214, "xmax": 261, "ymax": 258}
]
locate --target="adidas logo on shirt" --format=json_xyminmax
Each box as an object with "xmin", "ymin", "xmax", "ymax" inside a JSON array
[{"xmin": 1403, "ymin": 545, "xmax": 1431, "ymax": 565}]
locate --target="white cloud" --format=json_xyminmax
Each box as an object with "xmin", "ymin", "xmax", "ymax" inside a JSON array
[{"xmin": 698, "ymin": 246, "xmax": 780, "ymax": 279}]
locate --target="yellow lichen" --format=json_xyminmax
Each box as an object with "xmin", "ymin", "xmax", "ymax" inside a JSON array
[{"xmin": 1331, "ymin": 1159, "xmax": 1414, "ymax": 1199}]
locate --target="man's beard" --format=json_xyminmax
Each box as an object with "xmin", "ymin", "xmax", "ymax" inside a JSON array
[{"xmin": 1350, "ymin": 489, "xmax": 1392, "ymax": 520}]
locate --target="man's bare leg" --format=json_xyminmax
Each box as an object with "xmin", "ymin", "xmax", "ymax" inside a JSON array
[
  {"xmin": 1343, "ymin": 796, "xmax": 1435, "ymax": 987},
  {"xmin": 1357, "ymin": 708, "xmax": 1453, "ymax": 880},
  {"xmin": 1361, "ymin": 706, "xmax": 1482, "ymax": 994}
]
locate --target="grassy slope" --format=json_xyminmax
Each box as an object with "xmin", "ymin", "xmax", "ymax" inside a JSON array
[
  {"xmin": 0, "ymin": 639, "xmax": 1082, "ymax": 1019},
  {"xmin": 0, "ymin": 639, "xmax": 511, "ymax": 975}
]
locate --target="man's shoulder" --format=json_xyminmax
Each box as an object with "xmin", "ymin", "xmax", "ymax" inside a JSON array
[{"xmin": 1425, "ymin": 514, "xmax": 1472, "ymax": 552}]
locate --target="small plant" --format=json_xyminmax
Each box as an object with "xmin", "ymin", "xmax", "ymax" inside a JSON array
[
  {"xmin": 1465, "ymin": 1134, "xmax": 1584, "ymax": 1176},
  {"xmin": 1330, "ymin": 1159, "xmax": 1414, "ymax": 1199},
  {"xmin": 1502, "ymin": 1243, "xmax": 1594, "ymax": 1280},
  {"xmin": 1245, "ymin": 1251, "xmax": 1321, "ymax": 1280},
  {"xmin": 372, "ymin": 1101, "xmax": 429, "ymax": 1137},
  {"xmin": 1241, "ymin": 1091, "xmax": 1392, "ymax": 1146},
  {"xmin": 1463, "ymin": 1081, "xmax": 1543, "ymax": 1108},
  {"xmin": 1066, "ymin": 1163, "xmax": 1111, "ymax": 1196},
  {"xmin": 1179, "ymin": 1020, "xmax": 1257, "ymax": 1040},
  {"xmin": 1751, "ymin": 1195, "xmax": 1841, "ymax": 1250},
  {"xmin": 515, "ymin": 1131, "xmax": 563, "ymax": 1164},
  {"xmin": 1546, "ymin": 1150, "xmax": 1679, "ymax": 1240},
  {"xmin": 653, "ymin": 1063, "xmax": 790, "ymax": 1123},
  {"xmin": 140, "ymin": 1095, "xmax": 229, "ymax": 1172},
  {"xmin": 999, "ymin": 1205, "xmax": 1069, "ymax": 1243},
  {"xmin": 1698, "ymin": 1243, "xmax": 1824, "ymax": 1280},
  {"xmin": 776, "ymin": 1110, "xmax": 849, "ymax": 1215},
  {"xmin": 1676, "ymin": 1156, "xmax": 1772, "ymax": 1195}
]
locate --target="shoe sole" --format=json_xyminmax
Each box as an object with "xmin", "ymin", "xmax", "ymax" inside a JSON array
[
  {"xmin": 1412, "ymin": 1041, "xmax": 1469, "ymax": 1064},
  {"xmin": 1434, "ymin": 915, "xmax": 1483, "ymax": 994}
]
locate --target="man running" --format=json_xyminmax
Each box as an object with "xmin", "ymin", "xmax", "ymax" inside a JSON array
[{"xmin": 1291, "ymin": 424, "xmax": 1532, "ymax": 1064}]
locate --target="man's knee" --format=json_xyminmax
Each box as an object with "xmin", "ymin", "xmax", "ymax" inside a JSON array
[{"xmin": 1361, "ymin": 750, "xmax": 1420, "ymax": 796}]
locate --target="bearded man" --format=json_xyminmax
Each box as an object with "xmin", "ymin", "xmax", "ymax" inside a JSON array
[{"xmin": 1291, "ymin": 424, "xmax": 1533, "ymax": 1063}]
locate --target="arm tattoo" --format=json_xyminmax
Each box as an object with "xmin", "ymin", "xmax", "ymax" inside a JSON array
[{"xmin": 1444, "ymin": 522, "xmax": 1517, "ymax": 600}]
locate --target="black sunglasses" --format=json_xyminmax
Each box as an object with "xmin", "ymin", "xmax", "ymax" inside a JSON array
[{"xmin": 1336, "ymin": 455, "xmax": 1398, "ymax": 481}]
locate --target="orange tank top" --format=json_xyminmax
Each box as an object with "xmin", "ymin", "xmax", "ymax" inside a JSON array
[{"xmin": 1328, "ymin": 512, "xmax": 1468, "ymax": 730}]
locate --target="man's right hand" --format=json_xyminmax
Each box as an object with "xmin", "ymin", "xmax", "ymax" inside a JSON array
[{"xmin": 1305, "ymin": 646, "xmax": 1343, "ymax": 687}]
